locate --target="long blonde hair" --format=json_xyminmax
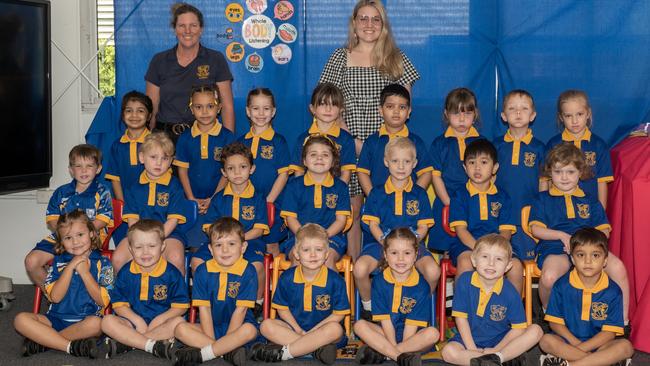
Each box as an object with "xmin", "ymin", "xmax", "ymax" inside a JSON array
[{"xmin": 346, "ymin": 0, "xmax": 403, "ymax": 80}]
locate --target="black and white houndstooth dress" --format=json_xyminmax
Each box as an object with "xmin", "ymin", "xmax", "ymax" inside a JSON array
[{"xmin": 318, "ymin": 47, "xmax": 420, "ymax": 196}]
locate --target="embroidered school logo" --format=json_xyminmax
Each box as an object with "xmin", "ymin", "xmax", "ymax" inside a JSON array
[
  {"xmin": 261, "ymin": 145, "xmax": 274, "ymax": 159},
  {"xmin": 157, "ymin": 192, "xmax": 169, "ymax": 207},
  {"xmin": 524, "ymin": 152, "xmax": 536, "ymax": 167},
  {"xmin": 490, "ymin": 202, "xmax": 502, "ymax": 218},
  {"xmin": 196, "ymin": 65, "xmax": 210, "ymax": 79},
  {"xmin": 406, "ymin": 200, "xmax": 419, "ymax": 216},
  {"xmin": 227, "ymin": 281, "xmax": 240, "ymax": 298},
  {"xmin": 241, "ymin": 206, "xmax": 255, "ymax": 220},
  {"xmin": 325, "ymin": 194, "xmax": 338, "ymax": 209},
  {"xmin": 490, "ymin": 305, "xmax": 507, "ymax": 321},
  {"xmin": 591, "ymin": 302, "xmax": 608, "ymax": 321},
  {"xmin": 213, "ymin": 147, "xmax": 223, "ymax": 161},
  {"xmin": 315, "ymin": 294, "xmax": 331, "ymax": 311},
  {"xmin": 584, "ymin": 151, "xmax": 596, "ymax": 166},
  {"xmin": 399, "ymin": 297, "xmax": 417, "ymax": 314},
  {"xmin": 577, "ymin": 203, "xmax": 590, "ymax": 219},
  {"xmin": 153, "ymin": 285, "xmax": 168, "ymax": 301}
]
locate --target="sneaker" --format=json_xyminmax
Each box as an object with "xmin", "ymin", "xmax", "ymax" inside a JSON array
[
  {"xmin": 355, "ymin": 345, "xmax": 385, "ymax": 365},
  {"xmin": 253, "ymin": 303, "xmax": 264, "ymax": 322},
  {"xmin": 313, "ymin": 343, "xmax": 337, "ymax": 365},
  {"xmin": 540, "ymin": 354, "xmax": 569, "ymax": 366},
  {"xmin": 69, "ymin": 337, "xmax": 99, "ymax": 359},
  {"xmin": 611, "ymin": 358, "xmax": 632, "ymax": 366},
  {"xmin": 250, "ymin": 343, "xmax": 283, "ymax": 362},
  {"xmin": 624, "ymin": 324, "xmax": 632, "ymax": 339},
  {"xmin": 173, "ymin": 346, "xmax": 202, "ymax": 366},
  {"xmin": 21, "ymin": 338, "xmax": 46, "ymax": 357},
  {"xmin": 396, "ymin": 352, "xmax": 421, "ymax": 366},
  {"xmin": 360, "ymin": 309, "xmax": 373, "ymax": 322},
  {"xmin": 223, "ymin": 346, "xmax": 247, "ymax": 366},
  {"xmin": 152, "ymin": 340, "xmax": 174, "ymax": 360},
  {"xmin": 470, "ymin": 353, "xmax": 501, "ymax": 366},
  {"xmin": 503, "ymin": 353, "xmax": 525, "ymax": 366},
  {"xmin": 98, "ymin": 337, "xmax": 132, "ymax": 359}
]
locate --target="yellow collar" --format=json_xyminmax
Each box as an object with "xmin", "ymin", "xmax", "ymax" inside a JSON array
[
  {"xmin": 444, "ymin": 126, "xmax": 480, "ymax": 138},
  {"xmin": 224, "ymin": 181, "xmax": 255, "ymax": 198},
  {"xmin": 304, "ymin": 172, "xmax": 334, "ymax": 187},
  {"xmin": 245, "ymin": 126, "xmax": 275, "ymax": 140},
  {"xmin": 139, "ymin": 170, "xmax": 172, "ymax": 186},
  {"xmin": 562, "ymin": 128, "xmax": 592, "ymax": 144},
  {"xmin": 504, "ymin": 128, "xmax": 533, "ymax": 144},
  {"xmin": 309, "ymin": 120, "xmax": 341, "ymax": 137},
  {"xmin": 191, "ymin": 120, "xmax": 222, "ymax": 137},
  {"xmin": 120, "ymin": 129, "xmax": 150, "ymax": 143},
  {"xmin": 569, "ymin": 269, "xmax": 609, "ymax": 293},
  {"xmin": 129, "ymin": 257, "xmax": 167, "ymax": 277},
  {"xmin": 466, "ymin": 181, "xmax": 498, "ymax": 196},
  {"xmin": 470, "ymin": 271, "xmax": 504, "ymax": 295},
  {"xmin": 549, "ymin": 185, "xmax": 585, "ymax": 197},
  {"xmin": 383, "ymin": 267, "xmax": 419, "ymax": 286},
  {"xmin": 379, "ymin": 124, "xmax": 409, "ymax": 138},
  {"xmin": 205, "ymin": 257, "xmax": 248, "ymax": 276},
  {"xmin": 294, "ymin": 265, "xmax": 328, "ymax": 287},
  {"xmin": 385, "ymin": 176, "xmax": 413, "ymax": 194}
]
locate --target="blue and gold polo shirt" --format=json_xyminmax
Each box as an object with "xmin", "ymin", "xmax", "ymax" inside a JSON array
[
  {"xmin": 357, "ymin": 125, "xmax": 432, "ymax": 188},
  {"xmin": 545, "ymin": 270, "xmax": 624, "ymax": 341},
  {"xmin": 111, "ymin": 258, "xmax": 189, "ymax": 324},
  {"xmin": 271, "ymin": 265, "xmax": 350, "ymax": 331},
  {"xmin": 46, "ymin": 178, "xmax": 113, "ymax": 227},
  {"xmin": 451, "ymin": 271, "xmax": 527, "ymax": 348},
  {"xmin": 449, "ymin": 181, "xmax": 516, "ymax": 237},
  {"xmin": 173, "ymin": 121, "xmax": 235, "ymax": 199},
  {"xmin": 291, "ymin": 121, "xmax": 356, "ymax": 174},
  {"xmin": 201, "ymin": 182, "xmax": 269, "ymax": 235},
  {"xmin": 105, "ymin": 129, "xmax": 150, "ymax": 194},
  {"xmin": 238, "ymin": 127, "xmax": 290, "ymax": 198},
  {"xmin": 192, "ymin": 257, "xmax": 257, "ymax": 329},
  {"xmin": 123, "ymin": 170, "xmax": 187, "ymax": 228},
  {"xmin": 430, "ymin": 126, "xmax": 483, "ymax": 195},
  {"xmin": 372, "ymin": 268, "xmax": 430, "ymax": 342},
  {"xmin": 546, "ymin": 128, "xmax": 614, "ymax": 200}
]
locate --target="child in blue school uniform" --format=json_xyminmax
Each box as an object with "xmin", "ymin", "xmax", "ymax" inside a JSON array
[
  {"xmin": 357, "ymin": 84, "xmax": 432, "ymax": 196},
  {"xmin": 174, "ymin": 85, "xmax": 235, "ymax": 215},
  {"xmin": 24, "ymin": 144, "xmax": 113, "ymax": 286},
  {"xmin": 173, "ymin": 217, "xmax": 259, "ymax": 366},
  {"xmin": 281, "ymin": 135, "xmax": 352, "ymax": 269},
  {"xmin": 494, "ymin": 90, "xmax": 546, "ymax": 262},
  {"xmin": 539, "ymin": 228, "xmax": 633, "ymax": 366},
  {"xmin": 529, "ymin": 143, "xmax": 630, "ymax": 327},
  {"xmin": 15, "ymin": 210, "xmax": 114, "ymax": 359},
  {"xmin": 448, "ymin": 139, "xmax": 521, "ymax": 291},
  {"xmin": 546, "ymin": 90, "xmax": 613, "ymax": 209},
  {"xmin": 191, "ymin": 142, "xmax": 269, "ymax": 312},
  {"xmin": 111, "ymin": 132, "xmax": 188, "ymax": 276},
  {"xmin": 429, "ymin": 87, "xmax": 484, "ymax": 252},
  {"xmin": 252, "ymin": 223, "xmax": 350, "ymax": 364},
  {"xmin": 238, "ymin": 88, "xmax": 290, "ymax": 257},
  {"xmin": 355, "ymin": 137, "xmax": 440, "ymax": 321},
  {"xmin": 442, "ymin": 234, "xmax": 542, "ymax": 366},
  {"xmin": 354, "ymin": 228, "xmax": 439, "ymax": 366},
  {"xmin": 100, "ymin": 219, "xmax": 189, "ymax": 360}
]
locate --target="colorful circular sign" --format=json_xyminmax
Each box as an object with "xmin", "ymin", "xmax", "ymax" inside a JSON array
[
  {"xmin": 225, "ymin": 42, "xmax": 245, "ymax": 62},
  {"xmin": 224, "ymin": 3, "xmax": 244, "ymax": 23},
  {"xmin": 277, "ymin": 23, "xmax": 297, "ymax": 44},
  {"xmin": 245, "ymin": 53, "xmax": 264, "ymax": 73},
  {"xmin": 271, "ymin": 43, "xmax": 292, "ymax": 64},
  {"xmin": 246, "ymin": 0, "xmax": 268, "ymax": 15},
  {"xmin": 274, "ymin": 1, "xmax": 294, "ymax": 21},
  {"xmin": 242, "ymin": 15, "xmax": 276, "ymax": 49}
]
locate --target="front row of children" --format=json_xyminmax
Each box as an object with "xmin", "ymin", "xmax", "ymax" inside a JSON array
[{"xmin": 14, "ymin": 207, "xmax": 633, "ymax": 366}]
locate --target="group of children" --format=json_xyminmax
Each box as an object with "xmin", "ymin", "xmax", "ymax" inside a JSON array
[{"xmin": 14, "ymin": 81, "xmax": 635, "ymax": 366}]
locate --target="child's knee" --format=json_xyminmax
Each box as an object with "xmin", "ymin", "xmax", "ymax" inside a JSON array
[
  {"xmin": 321, "ymin": 321, "xmax": 344, "ymax": 339},
  {"xmin": 24, "ymin": 252, "xmax": 47, "ymax": 271},
  {"xmin": 441, "ymin": 344, "xmax": 459, "ymax": 362},
  {"xmin": 421, "ymin": 327, "xmax": 440, "ymax": 344},
  {"xmin": 241, "ymin": 322, "xmax": 258, "ymax": 340},
  {"xmin": 259, "ymin": 319, "xmax": 274, "ymax": 335},
  {"xmin": 353, "ymin": 319, "xmax": 368, "ymax": 334},
  {"xmin": 174, "ymin": 320, "xmax": 191, "ymax": 337}
]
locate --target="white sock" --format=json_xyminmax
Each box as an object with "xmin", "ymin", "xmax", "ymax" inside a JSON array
[
  {"xmin": 144, "ymin": 339, "xmax": 155, "ymax": 353},
  {"xmin": 281, "ymin": 345, "xmax": 293, "ymax": 361},
  {"xmin": 256, "ymin": 298, "xmax": 264, "ymax": 305},
  {"xmin": 362, "ymin": 300, "xmax": 372, "ymax": 311},
  {"xmin": 201, "ymin": 345, "xmax": 216, "ymax": 361},
  {"xmin": 494, "ymin": 352, "xmax": 504, "ymax": 362},
  {"xmin": 66, "ymin": 342, "xmax": 72, "ymax": 354}
]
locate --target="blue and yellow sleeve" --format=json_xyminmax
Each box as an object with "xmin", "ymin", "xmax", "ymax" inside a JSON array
[
  {"xmin": 413, "ymin": 136, "xmax": 434, "ymax": 177},
  {"xmin": 449, "ymin": 192, "xmax": 468, "ymax": 231},
  {"xmin": 370, "ymin": 275, "xmax": 390, "ymax": 321},
  {"xmin": 451, "ymin": 272, "xmax": 471, "ymax": 319}
]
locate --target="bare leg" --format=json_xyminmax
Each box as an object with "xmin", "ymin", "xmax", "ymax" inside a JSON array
[
  {"xmin": 143, "ymin": 316, "xmax": 186, "ymax": 340},
  {"xmin": 604, "ymin": 254, "xmax": 630, "ymax": 322},
  {"xmin": 253, "ymin": 261, "xmax": 265, "ymax": 301},
  {"xmin": 539, "ymin": 255, "xmax": 571, "ymax": 308},
  {"xmin": 190, "ymin": 257, "xmax": 205, "ymax": 274},
  {"xmin": 353, "ymin": 320, "xmax": 400, "ymax": 360},
  {"xmin": 396, "ymin": 326, "xmax": 439, "ymax": 354},
  {"xmin": 14, "ymin": 313, "xmax": 101, "ymax": 352},
  {"xmin": 442, "ymin": 341, "xmax": 483, "ymax": 366},
  {"xmin": 24, "ymin": 250, "xmax": 54, "ymax": 286},
  {"xmin": 164, "ymin": 238, "xmax": 185, "ymax": 277},
  {"xmin": 506, "ymin": 258, "xmax": 524, "ymax": 295},
  {"xmin": 260, "ymin": 319, "xmax": 343, "ymax": 356},
  {"xmin": 571, "ymin": 339, "xmax": 634, "ymax": 366},
  {"xmin": 175, "ymin": 321, "xmax": 258, "ymax": 356},
  {"xmin": 415, "ymin": 256, "xmax": 440, "ymax": 292},
  {"xmin": 266, "ymin": 243, "xmax": 280, "ymax": 258},
  {"xmin": 347, "ymin": 195, "xmax": 363, "ymax": 260},
  {"xmin": 493, "ymin": 324, "xmax": 542, "ymax": 361},
  {"xmin": 353, "ymin": 255, "xmax": 378, "ymax": 302}
]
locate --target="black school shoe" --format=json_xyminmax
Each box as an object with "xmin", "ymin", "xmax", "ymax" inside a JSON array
[
  {"xmin": 470, "ymin": 353, "xmax": 501, "ymax": 366},
  {"xmin": 250, "ymin": 343, "xmax": 283, "ymax": 362},
  {"xmin": 173, "ymin": 346, "xmax": 202, "ymax": 366},
  {"xmin": 21, "ymin": 338, "xmax": 47, "ymax": 357},
  {"xmin": 69, "ymin": 337, "xmax": 99, "ymax": 358},
  {"xmin": 360, "ymin": 309, "xmax": 373, "ymax": 322},
  {"xmin": 503, "ymin": 353, "xmax": 526, "ymax": 366},
  {"xmin": 223, "ymin": 346, "xmax": 247, "ymax": 366},
  {"xmin": 313, "ymin": 343, "xmax": 337, "ymax": 365},
  {"xmin": 540, "ymin": 354, "xmax": 569, "ymax": 366},
  {"xmin": 152, "ymin": 339, "xmax": 175, "ymax": 359},
  {"xmin": 98, "ymin": 337, "xmax": 133, "ymax": 359},
  {"xmin": 355, "ymin": 345, "xmax": 385, "ymax": 364},
  {"xmin": 396, "ymin": 352, "xmax": 421, "ymax": 366}
]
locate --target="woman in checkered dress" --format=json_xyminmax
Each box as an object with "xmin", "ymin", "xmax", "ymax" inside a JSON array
[{"xmin": 318, "ymin": 0, "xmax": 420, "ymax": 259}]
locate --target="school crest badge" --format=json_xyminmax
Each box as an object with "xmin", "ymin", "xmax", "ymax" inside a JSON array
[
  {"xmin": 591, "ymin": 302, "xmax": 608, "ymax": 321},
  {"xmin": 213, "ymin": 147, "xmax": 223, "ymax": 161},
  {"xmin": 153, "ymin": 285, "xmax": 168, "ymax": 301},
  {"xmin": 196, "ymin": 64, "xmax": 210, "ymax": 79},
  {"xmin": 315, "ymin": 294, "xmax": 331, "ymax": 311},
  {"xmin": 325, "ymin": 194, "xmax": 338, "ymax": 209},
  {"xmin": 406, "ymin": 200, "xmax": 419, "ymax": 216},
  {"xmin": 261, "ymin": 145, "xmax": 274, "ymax": 159},
  {"xmin": 490, "ymin": 305, "xmax": 507, "ymax": 321},
  {"xmin": 241, "ymin": 206, "xmax": 255, "ymax": 220},
  {"xmin": 227, "ymin": 281, "xmax": 240, "ymax": 298},
  {"xmin": 524, "ymin": 152, "xmax": 536, "ymax": 167},
  {"xmin": 490, "ymin": 202, "xmax": 502, "ymax": 218},
  {"xmin": 399, "ymin": 297, "xmax": 417, "ymax": 314},
  {"xmin": 584, "ymin": 151, "xmax": 596, "ymax": 166},
  {"xmin": 157, "ymin": 192, "xmax": 169, "ymax": 207},
  {"xmin": 577, "ymin": 203, "xmax": 590, "ymax": 219}
]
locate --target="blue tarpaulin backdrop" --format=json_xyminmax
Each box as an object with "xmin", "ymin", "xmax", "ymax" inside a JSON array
[{"xmin": 87, "ymin": 0, "xmax": 650, "ymax": 158}]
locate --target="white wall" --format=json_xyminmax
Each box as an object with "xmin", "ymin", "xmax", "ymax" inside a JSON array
[{"xmin": 0, "ymin": 0, "xmax": 92, "ymax": 284}]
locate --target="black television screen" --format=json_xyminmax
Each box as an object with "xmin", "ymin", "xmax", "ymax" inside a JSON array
[{"xmin": 0, "ymin": 0, "xmax": 51, "ymax": 194}]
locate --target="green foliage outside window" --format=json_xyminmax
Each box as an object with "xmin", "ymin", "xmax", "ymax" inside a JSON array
[{"xmin": 99, "ymin": 45, "xmax": 115, "ymax": 96}]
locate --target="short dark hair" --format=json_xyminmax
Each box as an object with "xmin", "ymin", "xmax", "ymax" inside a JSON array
[
  {"xmin": 311, "ymin": 83, "xmax": 345, "ymax": 109},
  {"xmin": 208, "ymin": 217, "xmax": 245, "ymax": 244},
  {"xmin": 503, "ymin": 89, "xmax": 535, "ymax": 111},
  {"xmin": 570, "ymin": 227, "xmax": 608, "ymax": 256},
  {"xmin": 170, "ymin": 2, "xmax": 203, "ymax": 28},
  {"xmin": 69, "ymin": 144, "xmax": 102, "ymax": 166},
  {"xmin": 464, "ymin": 139, "xmax": 497, "ymax": 164},
  {"xmin": 221, "ymin": 142, "xmax": 254, "ymax": 166},
  {"xmin": 380, "ymin": 84, "xmax": 410, "ymax": 106},
  {"xmin": 121, "ymin": 90, "xmax": 153, "ymax": 121}
]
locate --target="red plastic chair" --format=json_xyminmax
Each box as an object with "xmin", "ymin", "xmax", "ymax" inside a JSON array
[{"xmin": 437, "ymin": 205, "xmax": 457, "ymax": 340}]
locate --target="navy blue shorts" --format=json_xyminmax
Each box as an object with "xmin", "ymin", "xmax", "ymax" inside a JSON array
[
  {"xmin": 536, "ymin": 240, "xmax": 569, "ymax": 268},
  {"xmin": 46, "ymin": 314, "xmax": 81, "ymax": 332},
  {"xmin": 32, "ymin": 236, "xmax": 57, "ymax": 255}
]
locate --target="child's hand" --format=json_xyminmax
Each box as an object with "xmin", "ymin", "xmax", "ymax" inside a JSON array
[
  {"xmin": 133, "ymin": 318, "xmax": 148, "ymax": 334},
  {"xmin": 560, "ymin": 232, "xmax": 572, "ymax": 253},
  {"xmin": 198, "ymin": 198, "xmax": 211, "ymax": 214},
  {"xmin": 74, "ymin": 255, "xmax": 90, "ymax": 274}
]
